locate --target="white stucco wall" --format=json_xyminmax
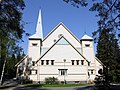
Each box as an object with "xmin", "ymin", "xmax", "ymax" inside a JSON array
[
  {"xmin": 28, "ymin": 40, "xmax": 41, "ymax": 61},
  {"xmin": 36, "ymin": 44, "xmax": 88, "ymax": 82},
  {"xmin": 81, "ymin": 40, "xmax": 95, "ymax": 64},
  {"xmin": 43, "ymin": 24, "xmax": 81, "ymax": 48}
]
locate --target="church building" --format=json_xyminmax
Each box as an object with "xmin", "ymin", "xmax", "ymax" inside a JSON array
[{"xmin": 16, "ymin": 10, "xmax": 103, "ymax": 83}]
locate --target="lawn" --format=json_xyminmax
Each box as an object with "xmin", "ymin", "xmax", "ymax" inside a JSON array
[{"xmin": 24, "ymin": 83, "xmax": 88, "ymax": 88}]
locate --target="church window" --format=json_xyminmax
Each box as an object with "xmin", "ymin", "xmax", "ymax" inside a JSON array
[
  {"xmin": 85, "ymin": 44, "xmax": 90, "ymax": 47},
  {"xmin": 81, "ymin": 60, "xmax": 84, "ymax": 65},
  {"xmin": 51, "ymin": 60, "xmax": 54, "ymax": 65},
  {"xmin": 71, "ymin": 60, "xmax": 75, "ymax": 65},
  {"xmin": 58, "ymin": 69, "xmax": 67, "ymax": 76},
  {"xmin": 41, "ymin": 60, "xmax": 44, "ymax": 65},
  {"xmin": 31, "ymin": 70, "xmax": 37, "ymax": 75},
  {"xmin": 91, "ymin": 70, "xmax": 93, "ymax": 74},
  {"xmin": 58, "ymin": 34, "xmax": 63, "ymax": 38},
  {"xmin": 88, "ymin": 62, "xmax": 90, "ymax": 66},
  {"xmin": 46, "ymin": 60, "xmax": 49, "ymax": 65},
  {"xmin": 32, "ymin": 61, "xmax": 35, "ymax": 66},
  {"xmin": 76, "ymin": 60, "xmax": 79, "ymax": 65},
  {"xmin": 32, "ymin": 43, "xmax": 38, "ymax": 46}
]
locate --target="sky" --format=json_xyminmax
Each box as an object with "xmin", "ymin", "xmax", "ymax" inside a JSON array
[{"xmin": 21, "ymin": 0, "xmax": 98, "ymax": 54}]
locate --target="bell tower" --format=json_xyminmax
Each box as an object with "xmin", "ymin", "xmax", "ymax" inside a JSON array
[
  {"xmin": 28, "ymin": 10, "xmax": 43, "ymax": 61},
  {"xmin": 81, "ymin": 34, "xmax": 95, "ymax": 65}
]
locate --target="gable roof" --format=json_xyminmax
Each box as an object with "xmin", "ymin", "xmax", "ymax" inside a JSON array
[
  {"xmin": 15, "ymin": 55, "xmax": 28, "ymax": 67},
  {"xmin": 81, "ymin": 34, "xmax": 93, "ymax": 40},
  {"xmin": 95, "ymin": 57, "xmax": 104, "ymax": 66},
  {"xmin": 43, "ymin": 22, "xmax": 80, "ymax": 43},
  {"xmin": 36, "ymin": 36, "xmax": 89, "ymax": 63}
]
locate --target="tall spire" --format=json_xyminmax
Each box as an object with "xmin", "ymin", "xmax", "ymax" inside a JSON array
[
  {"xmin": 29, "ymin": 9, "xmax": 43, "ymax": 40},
  {"xmin": 36, "ymin": 9, "xmax": 43, "ymax": 39}
]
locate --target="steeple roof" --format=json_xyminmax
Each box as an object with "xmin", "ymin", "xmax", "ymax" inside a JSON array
[
  {"xmin": 29, "ymin": 9, "xmax": 43, "ymax": 40},
  {"xmin": 81, "ymin": 34, "xmax": 93, "ymax": 40}
]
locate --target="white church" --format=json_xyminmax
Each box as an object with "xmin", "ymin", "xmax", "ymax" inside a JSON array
[{"xmin": 16, "ymin": 10, "xmax": 103, "ymax": 83}]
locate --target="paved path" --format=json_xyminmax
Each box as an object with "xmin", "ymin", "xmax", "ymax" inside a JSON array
[{"xmin": 0, "ymin": 85, "xmax": 94, "ymax": 90}]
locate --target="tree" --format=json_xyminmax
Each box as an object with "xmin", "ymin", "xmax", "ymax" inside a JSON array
[
  {"xmin": 0, "ymin": 0, "xmax": 26, "ymax": 85},
  {"xmin": 63, "ymin": 0, "xmax": 120, "ymax": 83},
  {"xmin": 90, "ymin": 0, "xmax": 120, "ymax": 83}
]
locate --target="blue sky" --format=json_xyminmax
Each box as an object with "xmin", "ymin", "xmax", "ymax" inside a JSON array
[{"xmin": 21, "ymin": 0, "xmax": 98, "ymax": 54}]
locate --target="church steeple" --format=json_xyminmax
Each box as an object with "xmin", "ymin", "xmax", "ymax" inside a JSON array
[{"xmin": 29, "ymin": 9, "xmax": 43, "ymax": 40}]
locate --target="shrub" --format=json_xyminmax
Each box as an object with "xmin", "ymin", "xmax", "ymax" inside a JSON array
[
  {"xmin": 17, "ymin": 76, "xmax": 33, "ymax": 84},
  {"xmin": 45, "ymin": 77, "xmax": 59, "ymax": 84}
]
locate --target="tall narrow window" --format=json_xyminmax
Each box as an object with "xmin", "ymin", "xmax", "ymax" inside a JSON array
[
  {"xmin": 41, "ymin": 60, "xmax": 44, "ymax": 65},
  {"xmin": 71, "ymin": 60, "xmax": 75, "ymax": 65},
  {"xmin": 51, "ymin": 60, "xmax": 54, "ymax": 65},
  {"xmin": 76, "ymin": 60, "xmax": 79, "ymax": 65},
  {"xmin": 46, "ymin": 60, "xmax": 49, "ymax": 65},
  {"xmin": 58, "ymin": 69, "xmax": 67, "ymax": 76},
  {"xmin": 81, "ymin": 60, "xmax": 84, "ymax": 65},
  {"xmin": 88, "ymin": 62, "xmax": 90, "ymax": 66},
  {"xmin": 35, "ymin": 70, "xmax": 37, "ymax": 74},
  {"xmin": 91, "ymin": 70, "xmax": 93, "ymax": 74},
  {"xmin": 32, "ymin": 61, "xmax": 35, "ymax": 66}
]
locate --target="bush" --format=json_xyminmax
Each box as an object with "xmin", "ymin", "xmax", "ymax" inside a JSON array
[
  {"xmin": 17, "ymin": 76, "xmax": 33, "ymax": 84},
  {"xmin": 45, "ymin": 77, "xmax": 59, "ymax": 84}
]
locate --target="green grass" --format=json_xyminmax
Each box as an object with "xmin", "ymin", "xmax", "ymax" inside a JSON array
[{"xmin": 24, "ymin": 83, "xmax": 88, "ymax": 88}]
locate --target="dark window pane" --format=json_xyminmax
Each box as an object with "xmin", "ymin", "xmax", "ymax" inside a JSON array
[
  {"xmin": 71, "ymin": 60, "xmax": 74, "ymax": 65},
  {"xmin": 32, "ymin": 43, "xmax": 38, "ymax": 46},
  {"xmin": 76, "ymin": 60, "xmax": 79, "ymax": 65},
  {"xmin": 32, "ymin": 61, "xmax": 35, "ymax": 66},
  {"xmin": 41, "ymin": 60, "xmax": 44, "ymax": 65},
  {"xmin": 46, "ymin": 60, "xmax": 49, "ymax": 65},
  {"xmin": 51, "ymin": 60, "xmax": 54, "ymax": 65},
  {"xmin": 81, "ymin": 60, "xmax": 84, "ymax": 65}
]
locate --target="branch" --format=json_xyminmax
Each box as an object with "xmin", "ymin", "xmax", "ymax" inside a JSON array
[{"xmin": 106, "ymin": 0, "xmax": 118, "ymax": 13}]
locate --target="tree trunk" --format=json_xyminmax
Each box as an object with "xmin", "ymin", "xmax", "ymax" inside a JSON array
[{"xmin": 0, "ymin": 54, "xmax": 7, "ymax": 85}]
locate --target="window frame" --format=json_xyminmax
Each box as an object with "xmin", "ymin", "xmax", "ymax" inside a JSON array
[
  {"xmin": 46, "ymin": 60, "xmax": 49, "ymax": 65},
  {"xmin": 51, "ymin": 60, "xmax": 54, "ymax": 65},
  {"xmin": 32, "ymin": 61, "xmax": 35, "ymax": 66},
  {"xmin": 71, "ymin": 60, "xmax": 75, "ymax": 65},
  {"xmin": 81, "ymin": 60, "xmax": 84, "ymax": 65},
  {"xmin": 32, "ymin": 43, "xmax": 38, "ymax": 46},
  {"xmin": 41, "ymin": 60, "xmax": 44, "ymax": 65},
  {"xmin": 76, "ymin": 60, "xmax": 79, "ymax": 65},
  {"xmin": 58, "ymin": 69, "xmax": 68, "ymax": 76}
]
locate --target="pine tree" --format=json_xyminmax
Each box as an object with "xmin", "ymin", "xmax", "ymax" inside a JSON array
[{"xmin": 63, "ymin": 0, "xmax": 120, "ymax": 83}]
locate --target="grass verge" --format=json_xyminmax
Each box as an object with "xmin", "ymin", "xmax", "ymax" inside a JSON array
[{"xmin": 24, "ymin": 83, "xmax": 88, "ymax": 88}]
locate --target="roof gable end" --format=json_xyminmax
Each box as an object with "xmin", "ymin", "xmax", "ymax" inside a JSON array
[{"xmin": 36, "ymin": 36, "xmax": 88, "ymax": 63}]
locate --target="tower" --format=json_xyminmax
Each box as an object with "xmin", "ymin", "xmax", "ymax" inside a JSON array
[
  {"xmin": 81, "ymin": 34, "xmax": 96, "ymax": 80},
  {"xmin": 28, "ymin": 10, "xmax": 43, "ymax": 62},
  {"xmin": 81, "ymin": 34, "xmax": 95, "ymax": 65}
]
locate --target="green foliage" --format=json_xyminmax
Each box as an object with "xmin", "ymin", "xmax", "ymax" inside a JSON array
[
  {"xmin": 0, "ymin": 0, "xmax": 26, "ymax": 81},
  {"xmin": 45, "ymin": 77, "xmax": 59, "ymax": 84},
  {"xmin": 63, "ymin": 0, "xmax": 120, "ymax": 84},
  {"xmin": 63, "ymin": 0, "xmax": 88, "ymax": 8},
  {"xmin": 92, "ymin": 0, "xmax": 120, "ymax": 84},
  {"xmin": 3, "ymin": 52, "xmax": 25, "ymax": 79},
  {"xmin": 18, "ymin": 77, "xmax": 33, "ymax": 84}
]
